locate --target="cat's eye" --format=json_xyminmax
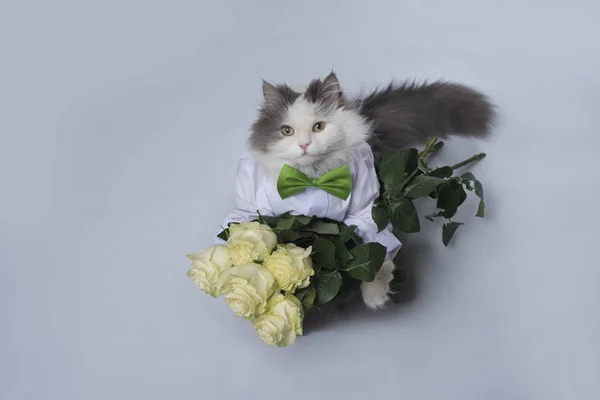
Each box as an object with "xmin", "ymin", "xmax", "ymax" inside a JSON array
[
  {"xmin": 312, "ymin": 122, "xmax": 326, "ymax": 132},
  {"xmin": 281, "ymin": 125, "xmax": 295, "ymax": 136}
]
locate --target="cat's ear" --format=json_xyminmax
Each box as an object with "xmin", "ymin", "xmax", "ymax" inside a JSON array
[
  {"xmin": 319, "ymin": 71, "xmax": 342, "ymax": 107},
  {"xmin": 262, "ymin": 79, "xmax": 283, "ymax": 108}
]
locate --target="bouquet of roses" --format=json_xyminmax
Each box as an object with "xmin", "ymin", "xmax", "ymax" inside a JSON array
[
  {"xmin": 187, "ymin": 216, "xmax": 392, "ymax": 347},
  {"xmin": 187, "ymin": 138, "xmax": 486, "ymax": 347}
]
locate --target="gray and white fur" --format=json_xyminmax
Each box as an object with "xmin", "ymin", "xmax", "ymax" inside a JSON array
[
  {"xmin": 248, "ymin": 72, "xmax": 494, "ymax": 308},
  {"xmin": 361, "ymin": 80, "xmax": 494, "ymax": 155}
]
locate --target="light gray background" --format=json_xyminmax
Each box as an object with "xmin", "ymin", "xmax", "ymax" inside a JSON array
[{"xmin": 1, "ymin": 1, "xmax": 599, "ymax": 399}]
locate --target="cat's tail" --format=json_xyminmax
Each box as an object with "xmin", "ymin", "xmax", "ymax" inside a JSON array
[{"xmin": 359, "ymin": 80, "xmax": 495, "ymax": 155}]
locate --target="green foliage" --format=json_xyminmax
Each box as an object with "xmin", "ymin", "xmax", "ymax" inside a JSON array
[
  {"xmin": 436, "ymin": 179, "xmax": 465, "ymax": 218},
  {"xmin": 378, "ymin": 151, "xmax": 407, "ymax": 191},
  {"xmin": 216, "ymin": 228, "xmax": 229, "ymax": 241},
  {"xmin": 378, "ymin": 148, "xmax": 418, "ymax": 192},
  {"xmin": 477, "ymin": 200, "xmax": 485, "ymax": 217},
  {"xmin": 315, "ymin": 272, "xmax": 342, "ymax": 304},
  {"xmin": 372, "ymin": 205, "xmax": 389, "ymax": 232},
  {"xmin": 231, "ymin": 212, "xmax": 401, "ymax": 310},
  {"xmin": 429, "ymin": 166, "xmax": 453, "ymax": 178},
  {"xmin": 403, "ymin": 175, "xmax": 445, "ymax": 198},
  {"xmin": 343, "ymin": 243, "xmax": 386, "ymax": 282},
  {"xmin": 335, "ymin": 240, "xmax": 353, "ymax": 266},
  {"xmin": 230, "ymin": 214, "xmax": 386, "ymax": 309},
  {"xmin": 389, "ymin": 198, "xmax": 420, "ymax": 233},
  {"xmin": 374, "ymin": 137, "xmax": 487, "ymax": 246},
  {"xmin": 276, "ymin": 215, "xmax": 312, "ymax": 230},
  {"xmin": 461, "ymin": 172, "xmax": 485, "ymax": 218},
  {"xmin": 302, "ymin": 220, "xmax": 340, "ymax": 235},
  {"xmin": 337, "ymin": 225, "xmax": 357, "ymax": 243},
  {"xmin": 311, "ymin": 236, "xmax": 337, "ymax": 270},
  {"xmin": 442, "ymin": 222, "xmax": 464, "ymax": 247},
  {"xmin": 295, "ymin": 286, "xmax": 316, "ymax": 313}
]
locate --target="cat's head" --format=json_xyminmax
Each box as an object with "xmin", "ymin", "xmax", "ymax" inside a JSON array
[{"xmin": 250, "ymin": 72, "xmax": 371, "ymax": 174}]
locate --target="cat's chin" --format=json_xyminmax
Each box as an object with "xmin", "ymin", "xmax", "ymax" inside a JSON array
[
  {"xmin": 253, "ymin": 145, "xmax": 359, "ymax": 179},
  {"xmin": 295, "ymin": 154, "xmax": 319, "ymax": 166}
]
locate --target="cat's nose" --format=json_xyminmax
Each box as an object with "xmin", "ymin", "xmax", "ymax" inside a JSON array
[{"xmin": 299, "ymin": 142, "xmax": 311, "ymax": 152}]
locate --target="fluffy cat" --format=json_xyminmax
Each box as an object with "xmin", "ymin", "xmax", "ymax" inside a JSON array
[{"xmin": 248, "ymin": 72, "xmax": 494, "ymax": 309}]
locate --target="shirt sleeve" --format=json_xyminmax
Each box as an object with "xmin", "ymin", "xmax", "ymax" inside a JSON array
[
  {"xmin": 213, "ymin": 155, "xmax": 273, "ymax": 245},
  {"xmin": 343, "ymin": 145, "xmax": 402, "ymax": 260}
]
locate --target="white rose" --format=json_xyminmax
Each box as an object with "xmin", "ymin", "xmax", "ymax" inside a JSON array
[
  {"xmin": 218, "ymin": 263, "xmax": 276, "ymax": 319},
  {"xmin": 227, "ymin": 221, "xmax": 277, "ymax": 266},
  {"xmin": 187, "ymin": 245, "xmax": 233, "ymax": 297},
  {"xmin": 253, "ymin": 293, "xmax": 303, "ymax": 347},
  {"xmin": 264, "ymin": 244, "xmax": 314, "ymax": 292}
]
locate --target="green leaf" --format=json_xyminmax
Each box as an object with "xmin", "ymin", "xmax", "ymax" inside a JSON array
[
  {"xmin": 316, "ymin": 272, "xmax": 342, "ymax": 304},
  {"xmin": 275, "ymin": 215, "xmax": 313, "ymax": 230},
  {"xmin": 442, "ymin": 222, "xmax": 464, "ymax": 246},
  {"xmin": 311, "ymin": 237, "xmax": 337, "ymax": 270},
  {"xmin": 335, "ymin": 240, "xmax": 353, "ymax": 266},
  {"xmin": 476, "ymin": 200, "xmax": 485, "ymax": 217},
  {"xmin": 277, "ymin": 229, "xmax": 299, "ymax": 243},
  {"xmin": 429, "ymin": 166, "xmax": 453, "ymax": 178},
  {"xmin": 302, "ymin": 220, "xmax": 339, "ymax": 235},
  {"xmin": 403, "ymin": 148, "xmax": 419, "ymax": 174},
  {"xmin": 457, "ymin": 184, "xmax": 467, "ymax": 207},
  {"xmin": 461, "ymin": 172, "xmax": 484, "ymax": 200},
  {"xmin": 372, "ymin": 205, "xmax": 389, "ymax": 232},
  {"xmin": 216, "ymin": 228, "xmax": 229, "ymax": 241},
  {"xmin": 343, "ymin": 243, "xmax": 386, "ymax": 282},
  {"xmin": 436, "ymin": 182, "xmax": 461, "ymax": 219},
  {"xmin": 350, "ymin": 232, "xmax": 364, "ymax": 246},
  {"xmin": 257, "ymin": 215, "xmax": 280, "ymax": 227},
  {"xmin": 403, "ymin": 175, "xmax": 445, "ymax": 198},
  {"xmin": 437, "ymin": 179, "xmax": 466, "ymax": 212},
  {"xmin": 296, "ymin": 286, "xmax": 316, "ymax": 313},
  {"xmin": 474, "ymin": 180, "xmax": 484, "ymax": 200},
  {"xmin": 294, "ymin": 232, "xmax": 317, "ymax": 249},
  {"xmin": 389, "ymin": 198, "xmax": 420, "ymax": 233},
  {"xmin": 294, "ymin": 215, "xmax": 313, "ymax": 225},
  {"xmin": 430, "ymin": 140, "xmax": 445, "ymax": 154},
  {"xmin": 276, "ymin": 216, "xmax": 296, "ymax": 230},
  {"xmin": 338, "ymin": 225, "xmax": 357, "ymax": 243},
  {"xmin": 379, "ymin": 151, "xmax": 407, "ymax": 192},
  {"xmin": 379, "ymin": 149, "xmax": 419, "ymax": 193}
]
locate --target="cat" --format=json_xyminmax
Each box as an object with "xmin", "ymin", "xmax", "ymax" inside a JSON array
[{"xmin": 247, "ymin": 72, "xmax": 494, "ymax": 309}]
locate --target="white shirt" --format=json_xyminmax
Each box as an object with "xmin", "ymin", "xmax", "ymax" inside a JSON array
[{"xmin": 217, "ymin": 142, "xmax": 402, "ymax": 259}]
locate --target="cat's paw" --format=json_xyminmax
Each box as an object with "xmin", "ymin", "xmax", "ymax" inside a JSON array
[{"xmin": 360, "ymin": 259, "xmax": 395, "ymax": 309}]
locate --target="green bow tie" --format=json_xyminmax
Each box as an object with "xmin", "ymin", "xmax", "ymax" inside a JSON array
[{"xmin": 277, "ymin": 164, "xmax": 352, "ymax": 200}]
